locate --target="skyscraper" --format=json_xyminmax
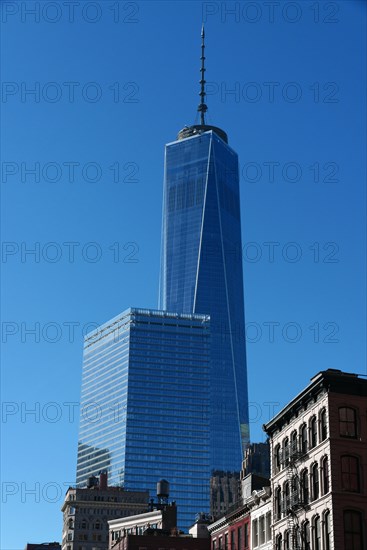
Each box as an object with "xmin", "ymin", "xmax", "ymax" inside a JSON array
[
  {"xmin": 76, "ymin": 308, "xmax": 211, "ymax": 529},
  {"xmin": 159, "ymin": 27, "xmax": 249, "ymax": 469},
  {"xmin": 75, "ymin": 27, "xmax": 249, "ymax": 530}
]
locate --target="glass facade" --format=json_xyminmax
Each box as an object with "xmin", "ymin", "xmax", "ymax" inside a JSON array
[
  {"xmin": 160, "ymin": 130, "xmax": 249, "ymax": 470},
  {"xmin": 76, "ymin": 308, "xmax": 211, "ymax": 530}
]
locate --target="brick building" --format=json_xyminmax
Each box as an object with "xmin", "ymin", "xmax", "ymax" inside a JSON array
[
  {"xmin": 208, "ymin": 475, "xmax": 271, "ymax": 550},
  {"xmin": 263, "ymin": 369, "xmax": 367, "ymax": 549}
]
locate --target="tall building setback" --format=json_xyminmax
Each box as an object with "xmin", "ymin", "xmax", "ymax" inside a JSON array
[{"xmin": 76, "ymin": 308, "xmax": 211, "ymax": 530}]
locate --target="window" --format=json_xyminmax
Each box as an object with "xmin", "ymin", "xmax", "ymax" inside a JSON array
[
  {"xmin": 275, "ymin": 487, "xmax": 282, "ymax": 519},
  {"xmin": 344, "ymin": 510, "xmax": 364, "ymax": 549},
  {"xmin": 252, "ymin": 519, "xmax": 258, "ymax": 547},
  {"xmin": 274, "ymin": 444, "xmax": 281, "ymax": 473},
  {"xmin": 324, "ymin": 511, "xmax": 332, "ymax": 550},
  {"xmin": 302, "ymin": 521, "xmax": 310, "ymax": 550},
  {"xmin": 291, "ymin": 474, "xmax": 299, "ymax": 506},
  {"xmin": 294, "ymin": 526, "xmax": 301, "ymax": 549},
  {"xmin": 320, "ymin": 409, "xmax": 327, "ymax": 441},
  {"xmin": 283, "ymin": 437, "xmax": 289, "ymax": 466},
  {"xmin": 237, "ymin": 526, "xmax": 242, "ymax": 550},
  {"xmin": 259, "ymin": 515, "xmax": 265, "ymax": 544},
  {"xmin": 310, "ymin": 416, "xmax": 317, "ymax": 448},
  {"xmin": 284, "ymin": 530, "xmax": 291, "ymax": 550},
  {"xmin": 311, "ymin": 463, "xmax": 319, "ymax": 500},
  {"xmin": 322, "ymin": 456, "xmax": 330, "ymax": 494},
  {"xmin": 339, "ymin": 407, "xmax": 357, "ymax": 437},
  {"xmin": 301, "ymin": 470, "xmax": 309, "ymax": 505},
  {"xmin": 314, "ymin": 516, "xmax": 321, "ymax": 550},
  {"xmin": 212, "ymin": 539, "xmax": 217, "ymax": 550},
  {"xmin": 284, "ymin": 481, "xmax": 290, "ymax": 512},
  {"xmin": 266, "ymin": 512, "xmax": 271, "ymax": 541},
  {"xmin": 230, "ymin": 530, "xmax": 235, "ymax": 550},
  {"xmin": 290, "ymin": 430, "xmax": 298, "ymax": 456},
  {"xmin": 244, "ymin": 523, "xmax": 249, "ymax": 548},
  {"xmin": 67, "ymin": 534, "xmax": 72, "ymax": 541},
  {"xmin": 218, "ymin": 537, "xmax": 222, "ymax": 550},
  {"xmin": 341, "ymin": 456, "xmax": 360, "ymax": 492},
  {"xmin": 300, "ymin": 424, "xmax": 308, "ymax": 454},
  {"xmin": 225, "ymin": 533, "xmax": 228, "ymax": 550},
  {"xmin": 275, "ymin": 534, "xmax": 282, "ymax": 550}
]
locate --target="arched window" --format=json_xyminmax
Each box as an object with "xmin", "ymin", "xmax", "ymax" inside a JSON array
[
  {"xmin": 284, "ymin": 481, "xmax": 290, "ymax": 513},
  {"xmin": 294, "ymin": 526, "xmax": 301, "ymax": 549},
  {"xmin": 302, "ymin": 521, "xmax": 310, "ymax": 550},
  {"xmin": 274, "ymin": 444, "xmax": 281, "ymax": 473},
  {"xmin": 324, "ymin": 510, "xmax": 332, "ymax": 550},
  {"xmin": 291, "ymin": 474, "xmax": 299, "ymax": 506},
  {"xmin": 311, "ymin": 463, "xmax": 319, "ymax": 501},
  {"xmin": 322, "ymin": 456, "xmax": 330, "ymax": 494},
  {"xmin": 301, "ymin": 469, "xmax": 309, "ymax": 505},
  {"xmin": 300, "ymin": 423, "xmax": 308, "ymax": 454},
  {"xmin": 290, "ymin": 430, "xmax": 298, "ymax": 456},
  {"xmin": 314, "ymin": 516, "xmax": 321, "ymax": 550},
  {"xmin": 284, "ymin": 530, "xmax": 291, "ymax": 550},
  {"xmin": 344, "ymin": 510, "xmax": 364, "ymax": 549},
  {"xmin": 283, "ymin": 437, "xmax": 289, "ymax": 466},
  {"xmin": 320, "ymin": 409, "xmax": 327, "ymax": 441},
  {"xmin": 275, "ymin": 486, "xmax": 282, "ymax": 520},
  {"xmin": 339, "ymin": 407, "xmax": 357, "ymax": 438},
  {"xmin": 341, "ymin": 456, "xmax": 360, "ymax": 492},
  {"xmin": 309, "ymin": 416, "xmax": 317, "ymax": 448},
  {"xmin": 275, "ymin": 534, "xmax": 282, "ymax": 550}
]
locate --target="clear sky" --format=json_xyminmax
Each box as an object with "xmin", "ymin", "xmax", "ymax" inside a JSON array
[{"xmin": 1, "ymin": 0, "xmax": 366, "ymax": 547}]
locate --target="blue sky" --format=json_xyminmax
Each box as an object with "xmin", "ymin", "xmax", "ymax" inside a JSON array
[{"xmin": 1, "ymin": 0, "xmax": 366, "ymax": 547}]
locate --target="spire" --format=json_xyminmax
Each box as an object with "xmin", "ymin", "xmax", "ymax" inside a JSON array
[{"xmin": 198, "ymin": 24, "xmax": 208, "ymax": 125}]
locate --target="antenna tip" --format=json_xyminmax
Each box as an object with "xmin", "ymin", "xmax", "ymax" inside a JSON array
[{"xmin": 201, "ymin": 24, "xmax": 205, "ymax": 38}]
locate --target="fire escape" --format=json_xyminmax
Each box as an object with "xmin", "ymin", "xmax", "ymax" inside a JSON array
[{"xmin": 281, "ymin": 436, "xmax": 308, "ymax": 550}]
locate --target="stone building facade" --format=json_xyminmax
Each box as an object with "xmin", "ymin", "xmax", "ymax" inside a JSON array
[
  {"xmin": 61, "ymin": 473, "xmax": 149, "ymax": 550},
  {"xmin": 263, "ymin": 369, "xmax": 367, "ymax": 550}
]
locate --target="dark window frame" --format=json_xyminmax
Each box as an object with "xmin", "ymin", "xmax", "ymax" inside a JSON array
[
  {"xmin": 341, "ymin": 455, "xmax": 360, "ymax": 493},
  {"xmin": 339, "ymin": 407, "xmax": 357, "ymax": 438},
  {"xmin": 344, "ymin": 510, "xmax": 364, "ymax": 550}
]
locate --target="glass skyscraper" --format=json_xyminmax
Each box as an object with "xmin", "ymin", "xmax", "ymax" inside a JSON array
[
  {"xmin": 75, "ymin": 27, "xmax": 249, "ymax": 531},
  {"xmin": 160, "ymin": 126, "xmax": 249, "ymax": 470},
  {"xmin": 76, "ymin": 308, "xmax": 211, "ymax": 529}
]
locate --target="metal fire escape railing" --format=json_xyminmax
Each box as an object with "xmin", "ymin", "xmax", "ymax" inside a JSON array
[{"xmin": 280, "ymin": 441, "xmax": 308, "ymax": 550}]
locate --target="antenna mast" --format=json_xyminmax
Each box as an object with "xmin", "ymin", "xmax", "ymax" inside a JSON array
[{"xmin": 198, "ymin": 25, "xmax": 208, "ymax": 125}]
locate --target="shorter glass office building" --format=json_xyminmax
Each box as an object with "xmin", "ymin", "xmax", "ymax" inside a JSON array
[{"xmin": 76, "ymin": 308, "xmax": 211, "ymax": 530}]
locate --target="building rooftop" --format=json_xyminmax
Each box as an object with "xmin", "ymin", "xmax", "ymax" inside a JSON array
[{"xmin": 263, "ymin": 369, "xmax": 367, "ymax": 435}]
